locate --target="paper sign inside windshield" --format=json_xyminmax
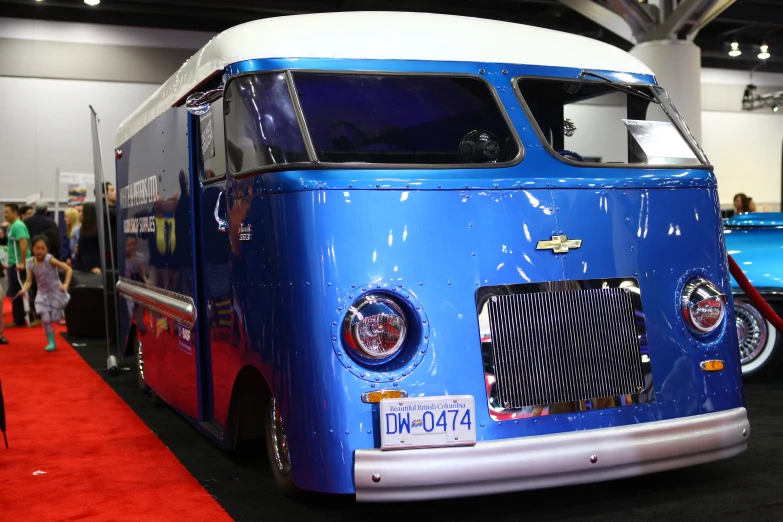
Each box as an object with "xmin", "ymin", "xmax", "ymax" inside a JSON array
[{"xmin": 622, "ymin": 119, "xmax": 697, "ymax": 160}]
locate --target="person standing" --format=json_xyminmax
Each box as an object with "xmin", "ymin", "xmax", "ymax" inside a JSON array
[
  {"xmin": 61, "ymin": 208, "xmax": 81, "ymax": 266},
  {"xmin": 102, "ymin": 182, "xmax": 118, "ymax": 268},
  {"xmin": 19, "ymin": 206, "xmax": 33, "ymax": 221},
  {"xmin": 73, "ymin": 202, "xmax": 102, "ymax": 274},
  {"xmin": 24, "ymin": 200, "xmax": 61, "ymax": 260},
  {"xmin": 3, "ymin": 203, "xmax": 32, "ymax": 327}
]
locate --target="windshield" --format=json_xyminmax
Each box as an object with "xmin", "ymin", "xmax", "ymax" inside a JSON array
[
  {"xmin": 516, "ymin": 78, "xmax": 709, "ymax": 167},
  {"xmin": 292, "ymin": 73, "xmax": 520, "ymax": 165}
]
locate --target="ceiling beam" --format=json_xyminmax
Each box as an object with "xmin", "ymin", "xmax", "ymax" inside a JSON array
[
  {"xmin": 558, "ymin": 0, "xmax": 637, "ymax": 43},
  {"xmin": 684, "ymin": 0, "xmax": 740, "ymax": 40},
  {"xmin": 603, "ymin": 0, "xmax": 656, "ymax": 40}
]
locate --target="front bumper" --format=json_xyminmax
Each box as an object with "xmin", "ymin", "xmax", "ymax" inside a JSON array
[{"xmin": 354, "ymin": 407, "xmax": 749, "ymax": 502}]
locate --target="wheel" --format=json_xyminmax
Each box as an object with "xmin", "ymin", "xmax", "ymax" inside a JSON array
[
  {"xmin": 264, "ymin": 394, "xmax": 299, "ymax": 497},
  {"xmin": 135, "ymin": 337, "xmax": 149, "ymax": 392},
  {"xmin": 135, "ymin": 337, "xmax": 165, "ymax": 406},
  {"xmin": 735, "ymin": 300, "xmax": 783, "ymax": 379}
]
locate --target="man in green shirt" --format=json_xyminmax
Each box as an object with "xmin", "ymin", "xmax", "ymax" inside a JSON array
[{"xmin": 4, "ymin": 204, "xmax": 32, "ymax": 327}]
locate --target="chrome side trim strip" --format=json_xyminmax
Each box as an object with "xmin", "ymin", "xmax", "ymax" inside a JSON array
[
  {"xmin": 354, "ymin": 407, "xmax": 749, "ymax": 502},
  {"xmin": 116, "ymin": 277, "xmax": 197, "ymax": 328}
]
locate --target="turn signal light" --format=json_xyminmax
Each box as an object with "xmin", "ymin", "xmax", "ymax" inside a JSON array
[
  {"xmin": 361, "ymin": 390, "xmax": 408, "ymax": 403},
  {"xmin": 700, "ymin": 360, "xmax": 725, "ymax": 372}
]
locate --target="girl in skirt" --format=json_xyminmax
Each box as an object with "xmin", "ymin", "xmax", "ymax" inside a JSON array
[{"xmin": 18, "ymin": 235, "xmax": 72, "ymax": 351}]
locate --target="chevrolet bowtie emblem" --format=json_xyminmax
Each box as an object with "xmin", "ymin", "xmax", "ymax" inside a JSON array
[{"xmin": 536, "ymin": 235, "xmax": 582, "ymax": 253}]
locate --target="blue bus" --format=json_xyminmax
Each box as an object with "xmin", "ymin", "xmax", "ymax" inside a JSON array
[{"xmin": 115, "ymin": 11, "xmax": 749, "ymax": 502}]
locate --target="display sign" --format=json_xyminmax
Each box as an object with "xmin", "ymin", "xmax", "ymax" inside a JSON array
[
  {"xmin": 200, "ymin": 109, "xmax": 215, "ymax": 160},
  {"xmin": 59, "ymin": 172, "xmax": 93, "ymax": 207},
  {"xmin": 24, "ymin": 192, "xmax": 42, "ymax": 205},
  {"xmin": 379, "ymin": 395, "xmax": 476, "ymax": 450},
  {"xmin": 178, "ymin": 324, "xmax": 193, "ymax": 355}
]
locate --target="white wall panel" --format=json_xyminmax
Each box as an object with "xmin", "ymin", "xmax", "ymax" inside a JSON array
[
  {"xmin": 702, "ymin": 111, "xmax": 783, "ymax": 210},
  {"xmin": 0, "ymin": 17, "xmax": 213, "ymax": 49},
  {"xmin": 0, "ymin": 76, "xmax": 157, "ymax": 201}
]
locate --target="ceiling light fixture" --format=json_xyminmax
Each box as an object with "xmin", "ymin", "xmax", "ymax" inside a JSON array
[
  {"xmin": 758, "ymin": 44, "xmax": 770, "ymax": 60},
  {"xmin": 729, "ymin": 42, "xmax": 741, "ymax": 57},
  {"xmin": 84, "ymin": 0, "xmax": 100, "ymax": 5}
]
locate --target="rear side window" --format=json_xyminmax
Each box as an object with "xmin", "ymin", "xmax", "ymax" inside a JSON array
[
  {"xmin": 291, "ymin": 73, "xmax": 520, "ymax": 165},
  {"xmin": 516, "ymin": 78, "xmax": 708, "ymax": 166}
]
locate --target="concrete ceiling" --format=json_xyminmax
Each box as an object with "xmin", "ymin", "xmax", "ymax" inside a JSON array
[{"xmin": 1, "ymin": 0, "xmax": 781, "ymax": 72}]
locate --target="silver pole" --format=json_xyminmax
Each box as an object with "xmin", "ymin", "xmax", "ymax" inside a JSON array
[
  {"xmin": 89, "ymin": 105, "xmax": 119, "ymax": 373},
  {"xmin": 54, "ymin": 167, "xmax": 60, "ymax": 227}
]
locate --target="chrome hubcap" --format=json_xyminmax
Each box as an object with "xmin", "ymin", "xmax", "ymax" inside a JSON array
[
  {"xmin": 269, "ymin": 396, "xmax": 291, "ymax": 476},
  {"xmin": 735, "ymin": 301, "xmax": 767, "ymax": 364},
  {"xmin": 137, "ymin": 340, "xmax": 145, "ymax": 381}
]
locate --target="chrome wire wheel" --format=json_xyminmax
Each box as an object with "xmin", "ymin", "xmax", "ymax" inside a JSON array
[
  {"xmin": 136, "ymin": 338, "xmax": 148, "ymax": 391},
  {"xmin": 268, "ymin": 395, "xmax": 292, "ymax": 476},
  {"xmin": 735, "ymin": 301, "xmax": 768, "ymax": 366}
]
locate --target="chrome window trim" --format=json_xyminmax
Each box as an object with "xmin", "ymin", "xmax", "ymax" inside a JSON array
[
  {"xmin": 511, "ymin": 75, "xmax": 713, "ymax": 170},
  {"xmin": 224, "ymin": 68, "xmax": 524, "ymax": 180},
  {"xmin": 285, "ymin": 70, "xmax": 318, "ymax": 163},
  {"xmin": 475, "ymin": 277, "xmax": 654, "ymax": 420},
  {"xmin": 117, "ymin": 277, "xmax": 197, "ymax": 328}
]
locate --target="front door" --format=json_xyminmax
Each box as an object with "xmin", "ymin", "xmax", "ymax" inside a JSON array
[{"xmin": 191, "ymin": 94, "xmax": 234, "ymax": 435}]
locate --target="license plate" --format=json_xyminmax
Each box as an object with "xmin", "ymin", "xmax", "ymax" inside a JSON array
[{"xmin": 379, "ymin": 395, "xmax": 476, "ymax": 450}]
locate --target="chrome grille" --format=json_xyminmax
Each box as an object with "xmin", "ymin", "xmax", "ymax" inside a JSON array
[{"xmin": 486, "ymin": 288, "xmax": 645, "ymax": 409}]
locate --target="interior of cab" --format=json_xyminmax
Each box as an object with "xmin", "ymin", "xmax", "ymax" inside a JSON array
[{"xmin": 516, "ymin": 78, "xmax": 703, "ymax": 166}]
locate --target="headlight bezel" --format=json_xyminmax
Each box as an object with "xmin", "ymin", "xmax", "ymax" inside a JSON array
[
  {"xmin": 331, "ymin": 284, "xmax": 430, "ymax": 382},
  {"xmin": 679, "ymin": 276, "xmax": 728, "ymax": 338},
  {"xmin": 342, "ymin": 293, "xmax": 408, "ymax": 362}
]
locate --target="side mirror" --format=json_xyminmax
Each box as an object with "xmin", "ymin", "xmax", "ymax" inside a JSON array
[{"xmin": 186, "ymin": 88, "xmax": 224, "ymax": 116}]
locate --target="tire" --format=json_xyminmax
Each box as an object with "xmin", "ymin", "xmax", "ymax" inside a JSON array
[
  {"xmin": 135, "ymin": 337, "xmax": 165, "ymax": 407},
  {"xmin": 264, "ymin": 394, "xmax": 299, "ymax": 498},
  {"xmin": 736, "ymin": 299, "xmax": 783, "ymax": 380}
]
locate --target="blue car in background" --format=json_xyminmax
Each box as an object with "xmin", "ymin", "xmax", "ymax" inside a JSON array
[{"xmin": 724, "ymin": 212, "xmax": 783, "ymax": 379}]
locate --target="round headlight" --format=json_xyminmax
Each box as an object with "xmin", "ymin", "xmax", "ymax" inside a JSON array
[
  {"xmin": 680, "ymin": 278, "xmax": 727, "ymax": 335},
  {"xmin": 343, "ymin": 294, "xmax": 407, "ymax": 360}
]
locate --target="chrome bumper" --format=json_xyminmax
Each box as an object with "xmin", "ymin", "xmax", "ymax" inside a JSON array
[{"xmin": 354, "ymin": 407, "xmax": 749, "ymax": 502}]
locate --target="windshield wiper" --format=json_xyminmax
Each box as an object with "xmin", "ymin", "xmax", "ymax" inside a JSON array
[{"xmin": 579, "ymin": 70, "xmax": 656, "ymax": 103}]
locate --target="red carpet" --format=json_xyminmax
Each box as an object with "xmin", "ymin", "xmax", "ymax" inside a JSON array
[{"xmin": 0, "ymin": 296, "xmax": 232, "ymax": 521}]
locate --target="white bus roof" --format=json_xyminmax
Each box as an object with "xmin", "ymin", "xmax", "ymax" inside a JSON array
[{"xmin": 116, "ymin": 11, "xmax": 654, "ymax": 146}]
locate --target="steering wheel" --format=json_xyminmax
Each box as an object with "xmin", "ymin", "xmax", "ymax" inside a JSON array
[{"xmin": 557, "ymin": 150, "xmax": 584, "ymax": 162}]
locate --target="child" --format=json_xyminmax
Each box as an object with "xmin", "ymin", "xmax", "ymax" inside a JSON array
[{"xmin": 17, "ymin": 235, "xmax": 72, "ymax": 351}]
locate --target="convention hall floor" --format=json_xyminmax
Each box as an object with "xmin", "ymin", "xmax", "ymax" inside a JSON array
[{"xmin": 63, "ymin": 334, "xmax": 783, "ymax": 522}]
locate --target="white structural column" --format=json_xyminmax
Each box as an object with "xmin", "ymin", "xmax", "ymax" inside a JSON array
[
  {"xmin": 559, "ymin": 0, "xmax": 739, "ymax": 145},
  {"xmin": 630, "ymin": 39, "xmax": 703, "ymax": 143}
]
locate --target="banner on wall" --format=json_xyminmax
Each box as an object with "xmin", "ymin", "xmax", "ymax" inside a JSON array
[{"xmin": 59, "ymin": 172, "xmax": 93, "ymax": 207}]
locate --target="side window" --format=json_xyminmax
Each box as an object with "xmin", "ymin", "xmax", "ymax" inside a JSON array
[{"xmin": 198, "ymin": 97, "xmax": 227, "ymax": 182}]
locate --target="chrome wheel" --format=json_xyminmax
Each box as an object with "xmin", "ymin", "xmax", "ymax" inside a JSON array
[
  {"xmin": 735, "ymin": 301, "xmax": 768, "ymax": 365},
  {"xmin": 136, "ymin": 338, "xmax": 148, "ymax": 391},
  {"xmin": 268, "ymin": 396, "xmax": 291, "ymax": 476}
]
